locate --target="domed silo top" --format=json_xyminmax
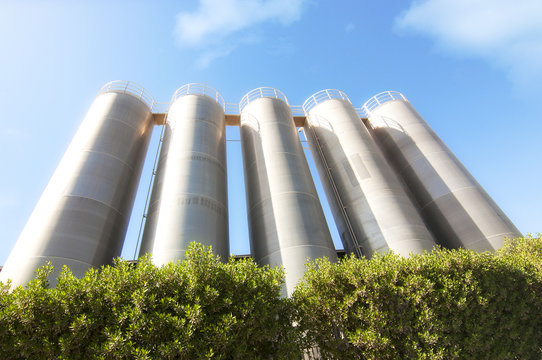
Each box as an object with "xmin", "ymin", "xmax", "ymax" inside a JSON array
[
  {"xmin": 239, "ymin": 87, "xmax": 289, "ymax": 112},
  {"xmin": 302, "ymin": 89, "xmax": 351, "ymax": 114},
  {"xmin": 98, "ymin": 80, "xmax": 155, "ymax": 111},
  {"xmin": 360, "ymin": 91, "xmax": 407, "ymax": 117},
  {"xmin": 172, "ymin": 83, "xmax": 225, "ymax": 111}
]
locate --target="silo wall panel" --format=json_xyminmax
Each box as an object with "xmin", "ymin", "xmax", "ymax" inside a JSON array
[
  {"xmin": 367, "ymin": 99, "xmax": 521, "ymax": 250},
  {"xmin": 306, "ymin": 98, "xmax": 435, "ymax": 257},
  {"xmin": 139, "ymin": 94, "xmax": 229, "ymax": 264},
  {"xmin": 240, "ymin": 95, "xmax": 336, "ymax": 296},
  {"xmin": 0, "ymin": 91, "xmax": 154, "ymax": 287}
]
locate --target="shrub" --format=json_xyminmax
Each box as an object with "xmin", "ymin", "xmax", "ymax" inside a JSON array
[
  {"xmin": 2, "ymin": 237, "xmax": 541, "ymax": 359},
  {"xmin": 293, "ymin": 237, "xmax": 542, "ymax": 359},
  {"xmin": 0, "ymin": 244, "xmax": 301, "ymax": 359}
]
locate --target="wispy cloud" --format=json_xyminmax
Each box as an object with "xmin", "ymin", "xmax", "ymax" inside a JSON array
[
  {"xmin": 175, "ymin": 0, "xmax": 307, "ymax": 67},
  {"xmin": 395, "ymin": 0, "xmax": 542, "ymax": 91}
]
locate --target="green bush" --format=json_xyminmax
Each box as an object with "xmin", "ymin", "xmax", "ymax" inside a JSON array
[
  {"xmin": 0, "ymin": 244, "xmax": 301, "ymax": 359},
  {"xmin": 293, "ymin": 236, "xmax": 542, "ymax": 359},
  {"xmin": 1, "ymin": 237, "xmax": 541, "ymax": 359}
]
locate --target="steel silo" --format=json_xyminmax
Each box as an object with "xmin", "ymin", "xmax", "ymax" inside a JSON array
[
  {"xmin": 139, "ymin": 84, "xmax": 229, "ymax": 264},
  {"xmin": 240, "ymin": 87, "xmax": 337, "ymax": 296},
  {"xmin": 362, "ymin": 91, "xmax": 521, "ymax": 251},
  {"xmin": 0, "ymin": 81, "xmax": 154, "ymax": 287},
  {"xmin": 303, "ymin": 90, "xmax": 436, "ymax": 258}
]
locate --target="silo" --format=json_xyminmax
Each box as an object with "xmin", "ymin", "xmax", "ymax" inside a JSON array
[
  {"xmin": 240, "ymin": 87, "xmax": 337, "ymax": 296},
  {"xmin": 0, "ymin": 81, "xmax": 154, "ymax": 287},
  {"xmin": 363, "ymin": 91, "xmax": 521, "ymax": 251},
  {"xmin": 139, "ymin": 84, "xmax": 229, "ymax": 264},
  {"xmin": 303, "ymin": 90, "xmax": 436, "ymax": 258}
]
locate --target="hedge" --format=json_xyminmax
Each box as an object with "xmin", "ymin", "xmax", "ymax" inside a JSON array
[
  {"xmin": 0, "ymin": 245, "xmax": 300, "ymax": 359},
  {"xmin": 294, "ymin": 235, "xmax": 542, "ymax": 359},
  {"xmin": 0, "ymin": 236, "xmax": 541, "ymax": 359}
]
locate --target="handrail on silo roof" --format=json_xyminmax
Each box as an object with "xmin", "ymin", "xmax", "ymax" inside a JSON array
[
  {"xmin": 151, "ymin": 102, "xmax": 170, "ymax": 113},
  {"xmin": 360, "ymin": 91, "xmax": 407, "ymax": 117},
  {"xmin": 239, "ymin": 87, "xmax": 289, "ymax": 112},
  {"xmin": 172, "ymin": 83, "xmax": 225, "ymax": 111},
  {"xmin": 290, "ymin": 105, "xmax": 305, "ymax": 116},
  {"xmin": 302, "ymin": 89, "xmax": 351, "ymax": 114},
  {"xmin": 99, "ymin": 80, "xmax": 155, "ymax": 110},
  {"xmin": 225, "ymin": 103, "xmax": 240, "ymax": 115}
]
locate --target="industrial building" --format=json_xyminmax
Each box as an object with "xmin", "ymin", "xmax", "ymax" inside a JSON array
[{"xmin": 0, "ymin": 81, "xmax": 521, "ymax": 295}]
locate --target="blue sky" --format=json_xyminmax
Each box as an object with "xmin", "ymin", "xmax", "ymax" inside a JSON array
[{"xmin": 0, "ymin": 0, "xmax": 540, "ymax": 264}]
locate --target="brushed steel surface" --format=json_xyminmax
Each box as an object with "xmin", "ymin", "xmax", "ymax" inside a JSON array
[
  {"xmin": 0, "ymin": 89, "xmax": 154, "ymax": 287},
  {"xmin": 139, "ymin": 92, "xmax": 229, "ymax": 264},
  {"xmin": 366, "ymin": 98, "xmax": 521, "ymax": 250},
  {"xmin": 240, "ymin": 90, "xmax": 336, "ymax": 296},
  {"xmin": 304, "ymin": 96, "xmax": 436, "ymax": 258}
]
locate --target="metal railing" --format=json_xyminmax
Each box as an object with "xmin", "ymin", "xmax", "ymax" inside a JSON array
[
  {"xmin": 239, "ymin": 87, "xmax": 289, "ymax": 112},
  {"xmin": 360, "ymin": 91, "xmax": 407, "ymax": 117},
  {"xmin": 98, "ymin": 83, "xmax": 407, "ymax": 122},
  {"xmin": 151, "ymin": 102, "xmax": 170, "ymax": 113},
  {"xmin": 229, "ymin": 102, "xmax": 303, "ymax": 116},
  {"xmin": 302, "ymin": 89, "xmax": 351, "ymax": 114},
  {"xmin": 225, "ymin": 103, "xmax": 239, "ymax": 115},
  {"xmin": 99, "ymin": 80, "xmax": 155, "ymax": 110},
  {"xmin": 354, "ymin": 107, "xmax": 366, "ymax": 118},
  {"xmin": 172, "ymin": 83, "xmax": 225, "ymax": 111},
  {"xmin": 290, "ymin": 105, "xmax": 304, "ymax": 116}
]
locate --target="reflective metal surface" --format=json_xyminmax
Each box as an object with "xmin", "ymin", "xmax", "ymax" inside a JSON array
[
  {"xmin": 0, "ymin": 83, "xmax": 154, "ymax": 287},
  {"xmin": 303, "ymin": 91, "xmax": 436, "ymax": 258},
  {"xmin": 139, "ymin": 85, "xmax": 229, "ymax": 264},
  {"xmin": 240, "ymin": 88, "xmax": 336, "ymax": 296},
  {"xmin": 365, "ymin": 95, "xmax": 521, "ymax": 250}
]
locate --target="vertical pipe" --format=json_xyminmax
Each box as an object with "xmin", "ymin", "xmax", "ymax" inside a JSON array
[
  {"xmin": 240, "ymin": 88, "xmax": 336, "ymax": 296},
  {"xmin": 0, "ymin": 81, "xmax": 154, "ymax": 287},
  {"xmin": 139, "ymin": 84, "xmax": 229, "ymax": 264},
  {"xmin": 363, "ymin": 92, "xmax": 521, "ymax": 251},
  {"xmin": 303, "ymin": 90, "xmax": 436, "ymax": 257}
]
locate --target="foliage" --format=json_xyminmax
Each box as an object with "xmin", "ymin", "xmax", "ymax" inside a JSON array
[
  {"xmin": 0, "ymin": 243, "xmax": 300, "ymax": 359},
  {"xmin": 498, "ymin": 234, "xmax": 542, "ymax": 280},
  {"xmin": 1, "ymin": 237, "xmax": 542, "ymax": 359},
  {"xmin": 293, "ymin": 236, "xmax": 542, "ymax": 359}
]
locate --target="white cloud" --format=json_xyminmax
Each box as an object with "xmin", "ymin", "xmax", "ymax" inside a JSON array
[
  {"xmin": 395, "ymin": 0, "xmax": 542, "ymax": 90},
  {"xmin": 175, "ymin": 0, "xmax": 307, "ymax": 67},
  {"xmin": 194, "ymin": 35, "xmax": 260, "ymax": 69},
  {"xmin": 195, "ymin": 45, "xmax": 236, "ymax": 70}
]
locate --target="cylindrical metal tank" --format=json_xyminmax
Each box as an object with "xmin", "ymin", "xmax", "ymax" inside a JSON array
[
  {"xmin": 0, "ymin": 81, "xmax": 154, "ymax": 287},
  {"xmin": 303, "ymin": 90, "xmax": 436, "ymax": 258},
  {"xmin": 139, "ymin": 84, "xmax": 229, "ymax": 264},
  {"xmin": 362, "ymin": 91, "xmax": 522, "ymax": 251},
  {"xmin": 240, "ymin": 87, "xmax": 337, "ymax": 296}
]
